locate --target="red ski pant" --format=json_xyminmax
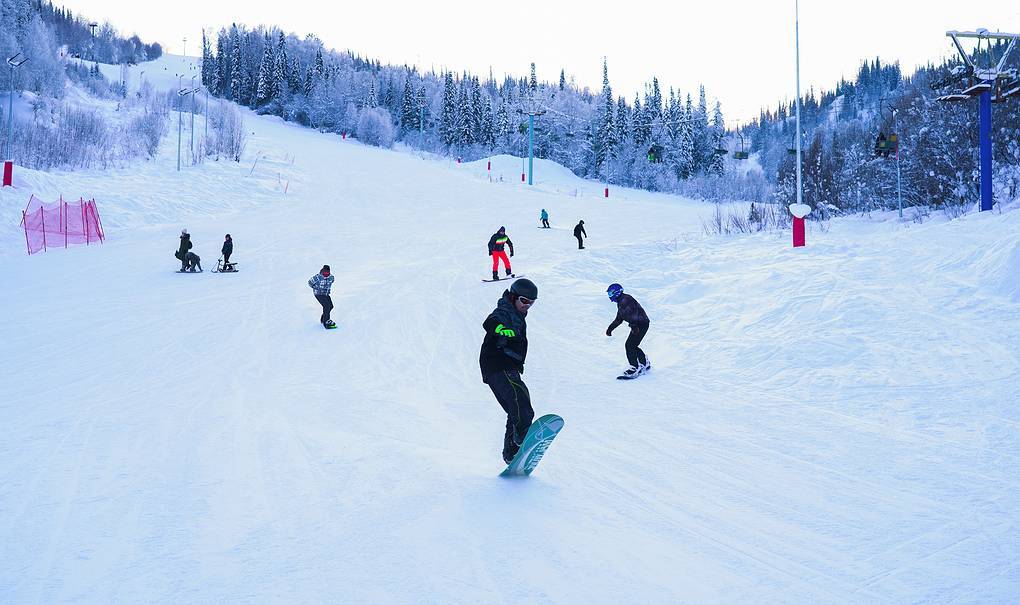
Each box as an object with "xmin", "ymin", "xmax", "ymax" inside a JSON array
[{"xmin": 492, "ymin": 250, "xmax": 511, "ymax": 273}]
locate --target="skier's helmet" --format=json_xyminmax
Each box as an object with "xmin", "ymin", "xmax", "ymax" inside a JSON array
[
  {"xmin": 607, "ymin": 283, "xmax": 624, "ymax": 301},
  {"xmin": 510, "ymin": 278, "xmax": 538, "ymax": 301}
]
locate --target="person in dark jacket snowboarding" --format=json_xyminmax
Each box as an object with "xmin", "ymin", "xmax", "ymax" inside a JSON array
[
  {"xmin": 606, "ymin": 283, "xmax": 651, "ymax": 377},
  {"xmin": 540, "ymin": 209, "xmax": 550, "ymax": 228},
  {"xmin": 221, "ymin": 234, "xmax": 233, "ymax": 264},
  {"xmin": 175, "ymin": 229, "xmax": 192, "ymax": 271},
  {"xmin": 573, "ymin": 220, "xmax": 587, "ymax": 249},
  {"xmin": 480, "ymin": 278, "xmax": 538, "ymax": 464},
  {"xmin": 487, "ymin": 226, "xmax": 515, "ymax": 280},
  {"xmin": 308, "ymin": 265, "xmax": 336, "ymax": 328}
]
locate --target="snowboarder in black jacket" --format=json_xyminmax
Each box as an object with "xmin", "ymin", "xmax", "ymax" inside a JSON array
[
  {"xmin": 606, "ymin": 283, "xmax": 651, "ymax": 377},
  {"xmin": 573, "ymin": 220, "xmax": 587, "ymax": 249},
  {"xmin": 175, "ymin": 229, "xmax": 192, "ymax": 271},
  {"xmin": 487, "ymin": 226, "xmax": 515, "ymax": 280},
  {"xmin": 480, "ymin": 278, "xmax": 538, "ymax": 464}
]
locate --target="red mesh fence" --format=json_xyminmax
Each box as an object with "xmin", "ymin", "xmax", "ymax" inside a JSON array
[{"xmin": 21, "ymin": 196, "xmax": 105, "ymax": 255}]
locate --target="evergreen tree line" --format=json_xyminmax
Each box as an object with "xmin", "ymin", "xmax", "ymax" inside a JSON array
[
  {"xmin": 35, "ymin": 1, "xmax": 162, "ymax": 65},
  {"xmin": 744, "ymin": 55, "xmax": 1020, "ymax": 216},
  {"xmin": 1, "ymin": 0, "xmax": 160, "ymax": 98},
  {"xmin": 202, "ymin": 25, "xmax": 736, "ymax": 197}
]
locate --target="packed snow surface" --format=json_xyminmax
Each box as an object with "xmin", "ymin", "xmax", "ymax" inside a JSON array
[{"xmin": 2, "ymin": 66, "xmax": 1019, "ymax": 603}]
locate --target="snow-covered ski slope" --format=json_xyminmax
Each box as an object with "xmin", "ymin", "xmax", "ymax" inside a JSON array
[{"xmin": 2, "ymin": 67, "xmax": 1020, "ymax": 603}]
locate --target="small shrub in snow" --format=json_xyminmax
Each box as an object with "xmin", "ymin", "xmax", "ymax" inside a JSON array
[
  {"xmin": 356, "ymin": 107, "xmax": 395, "ymax": 148},
  {"xmin": 206, "ymin": 102, "xmax": 246, "ymax": 162}
]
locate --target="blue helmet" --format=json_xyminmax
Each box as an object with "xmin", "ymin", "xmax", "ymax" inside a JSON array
[{"xmin": 607, "ymin": 283, "xmax": 623, "ymax": 301}]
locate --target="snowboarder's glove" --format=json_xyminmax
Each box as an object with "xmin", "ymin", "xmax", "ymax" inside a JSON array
[
  {"xmin": 606, "ymin": 327, "xmax": 613, "ymax": 337},
  {"xmin": 494, "ymin": 324, "xmax": 516, "ymax": 338}
]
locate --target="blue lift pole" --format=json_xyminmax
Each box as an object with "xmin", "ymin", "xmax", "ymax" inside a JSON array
[{"xmin": 979, "ymin": 87, "xmax": 993, "ymax": 211}]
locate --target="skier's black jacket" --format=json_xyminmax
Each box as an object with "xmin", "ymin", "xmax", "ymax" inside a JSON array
[
  {"xmin": 175, "ymin": 234, "xmax": 192, "ymax": 260},
  {"xmin": 221, "ymin": 238, "xmax": 233, "ymax": 256},
  {"xmin": 573, "ymin": 222, "xmax": 587, "ymax": 238},
  {"xmin": 479, "ymin": 290, "xmax": 528, "ymax": 380},
  {"xmin": 487, "ymin": 232, "xmax": 514, "ymax": 256},
  {"xmin": 608, "ymin": 293, "xmax": 649, "ymax": 332}
]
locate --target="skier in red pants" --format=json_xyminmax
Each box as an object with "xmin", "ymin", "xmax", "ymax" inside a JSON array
[{"xmin": 487, "ymin": 226, "xmax": 515, "ymax": 280}]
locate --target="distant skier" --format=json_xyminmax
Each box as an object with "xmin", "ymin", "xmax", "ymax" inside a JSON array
[
  {"xmin": 487, "ymin": 226, "xmax": 515, "ymax": 280},
  {"xmin": 540, "ymin": 209, "xmax": 550, "ymax": 228},
  {"xmin": 479, "ymin": 278, "xmax": 538, "ymax": 464},
  {"xmin": 308, "ymin": 265, "xmax": 336, "ymax": 328},
  {"xmin": 605, "ymin": 283, "xmax": 651, "ymax": 378},
  {"xmin": 175, "ymin": 229, "xmax": 192, "ymax": 272},
  {"xmin": 221, "ymin": 234, "xmax": 233, "ymax": 265},
  {"xmin": 574, "ymin": 220, "xmax": 587, "ymax": 249}
]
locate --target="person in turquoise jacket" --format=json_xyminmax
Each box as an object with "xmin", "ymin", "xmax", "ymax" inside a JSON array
[{"xmin": 540, "ymin": 209, "xmax": 550, "ymax": 229}]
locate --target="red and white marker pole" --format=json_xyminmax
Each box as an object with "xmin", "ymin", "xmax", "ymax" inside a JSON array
[{"xmin": 789, "ymin": 203, "xmax": 811, "ymax": 248}]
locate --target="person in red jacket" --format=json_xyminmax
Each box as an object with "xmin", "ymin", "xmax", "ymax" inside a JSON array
[{"xmin": 487, "ymin": 226, "xmax": 514, "ymax": 280}]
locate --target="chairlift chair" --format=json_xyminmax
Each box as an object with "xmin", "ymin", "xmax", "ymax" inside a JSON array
[
  {"xmin": 647, "ymin": 144, "xmax": 664, "ymax": 163},
  {"xmin": 732, "ymin": 132, "xmax": 750, "ymax": 160}
]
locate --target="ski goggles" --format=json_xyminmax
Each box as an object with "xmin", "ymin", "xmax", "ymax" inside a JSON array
[{"xmin": 517, "ymin": 296, "xmax": 535, "ymax": 307}]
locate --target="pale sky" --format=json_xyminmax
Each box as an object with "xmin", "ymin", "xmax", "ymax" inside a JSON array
[{"xmin": 62, "ymin": 0, "xmax": 1020, "ymax": 124}]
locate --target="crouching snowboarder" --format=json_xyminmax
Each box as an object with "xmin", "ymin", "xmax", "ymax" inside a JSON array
[
  {"xmin": 185, "ymin": 251, "xmax": 202, "ymax": 272},
  {"xmin": 308, "ymin": 265, "xmax": 336, "ymax": 328},
  {"xmin": 480, "ymin": 278, "xmax": 538, "ymax": 464},
  {"xmin": 606, "ymin": 283, "xmax": 650, "ymax": 379}
]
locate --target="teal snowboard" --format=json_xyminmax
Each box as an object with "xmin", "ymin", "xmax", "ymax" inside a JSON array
[{"xmin": 500, "ymin": 414, "xmax": 564, "ymax": 477}]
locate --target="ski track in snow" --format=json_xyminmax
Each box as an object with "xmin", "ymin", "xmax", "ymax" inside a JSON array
[{"xmin": 1, "ymin": 57, "xmax": 1019, "ymax": 603}]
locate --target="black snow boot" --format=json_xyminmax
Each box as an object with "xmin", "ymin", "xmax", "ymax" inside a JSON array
[{"xmin": 492, "ymin": 271, "xmax": 499, "ymax": 281}]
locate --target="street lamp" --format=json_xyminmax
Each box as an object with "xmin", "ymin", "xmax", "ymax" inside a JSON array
[
  {"xmin": 177, "ymin": 75, "xmax": 184, "ymax": 171},
  {"xmin": 794, "ymin": 0, "xmax": 803, "ymax": 214},
  {"xmin": 177, "ymin": 79, "xmax": 198, "ymax": 170},
  {"xmin": 189, "ymin": 75, "xmax": 196, "ymax": 156},
  {"xmin": 4, "ymin": 52, "xmax": 29, "ymax": 187},
  {"xmin": 88, "ymin": 23, "xmax": 98, "ymax": 62}
]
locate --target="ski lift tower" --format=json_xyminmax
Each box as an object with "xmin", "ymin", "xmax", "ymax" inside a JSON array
[
  {"xmin": 517, "ymin": 103, "xmax": 545, "ymax": 185},
  {"xmin": 517, "ymin": 65, "xmax": 545, "ymax": 186},
  {"xmin": 940, "ymin": 29, "xmax": 1020, "ymax": 211}
]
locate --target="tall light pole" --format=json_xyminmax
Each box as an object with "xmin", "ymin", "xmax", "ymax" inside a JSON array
[
  {"xmin": 4, "ymin": 53, "xmax": 29, "ymax": 169},
  {"xmin": 794, "ymin": 0, "xmax": 803, "ymax": 210},
  {"xmin": 893, "ymin": 108, "xmax": 903, "ymax": 219},
  {"xmin": 189, "ymin": 75, "xmax": 196, "ymax": 156},
  {"xmin": 204, "ymin": 87, "xmax": 209, "ymax": 143},
  {"xmin": 177, "ymin": 75, "xmax": 183, "ymax": 171},
  {"xmin": 88, "ymin": 23, "xmax": 98, "ymax": 62}
]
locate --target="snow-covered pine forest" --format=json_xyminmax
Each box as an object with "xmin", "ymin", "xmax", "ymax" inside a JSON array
[
  {"xmin": 746, "ymin": 55, "xmax": 1020, "ymax": 216},
  {"xmin": 198, "ymin": 25, "xmax": 1020, "ymax": 215},
  {"xmin": 5, "ymin": 0, "xmax": 1019, "ymax": 217}
]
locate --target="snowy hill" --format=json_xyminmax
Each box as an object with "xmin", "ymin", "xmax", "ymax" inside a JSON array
[{"xmin": 1, "ymin": 82, "xmax": 1019, "ymax": 603}]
